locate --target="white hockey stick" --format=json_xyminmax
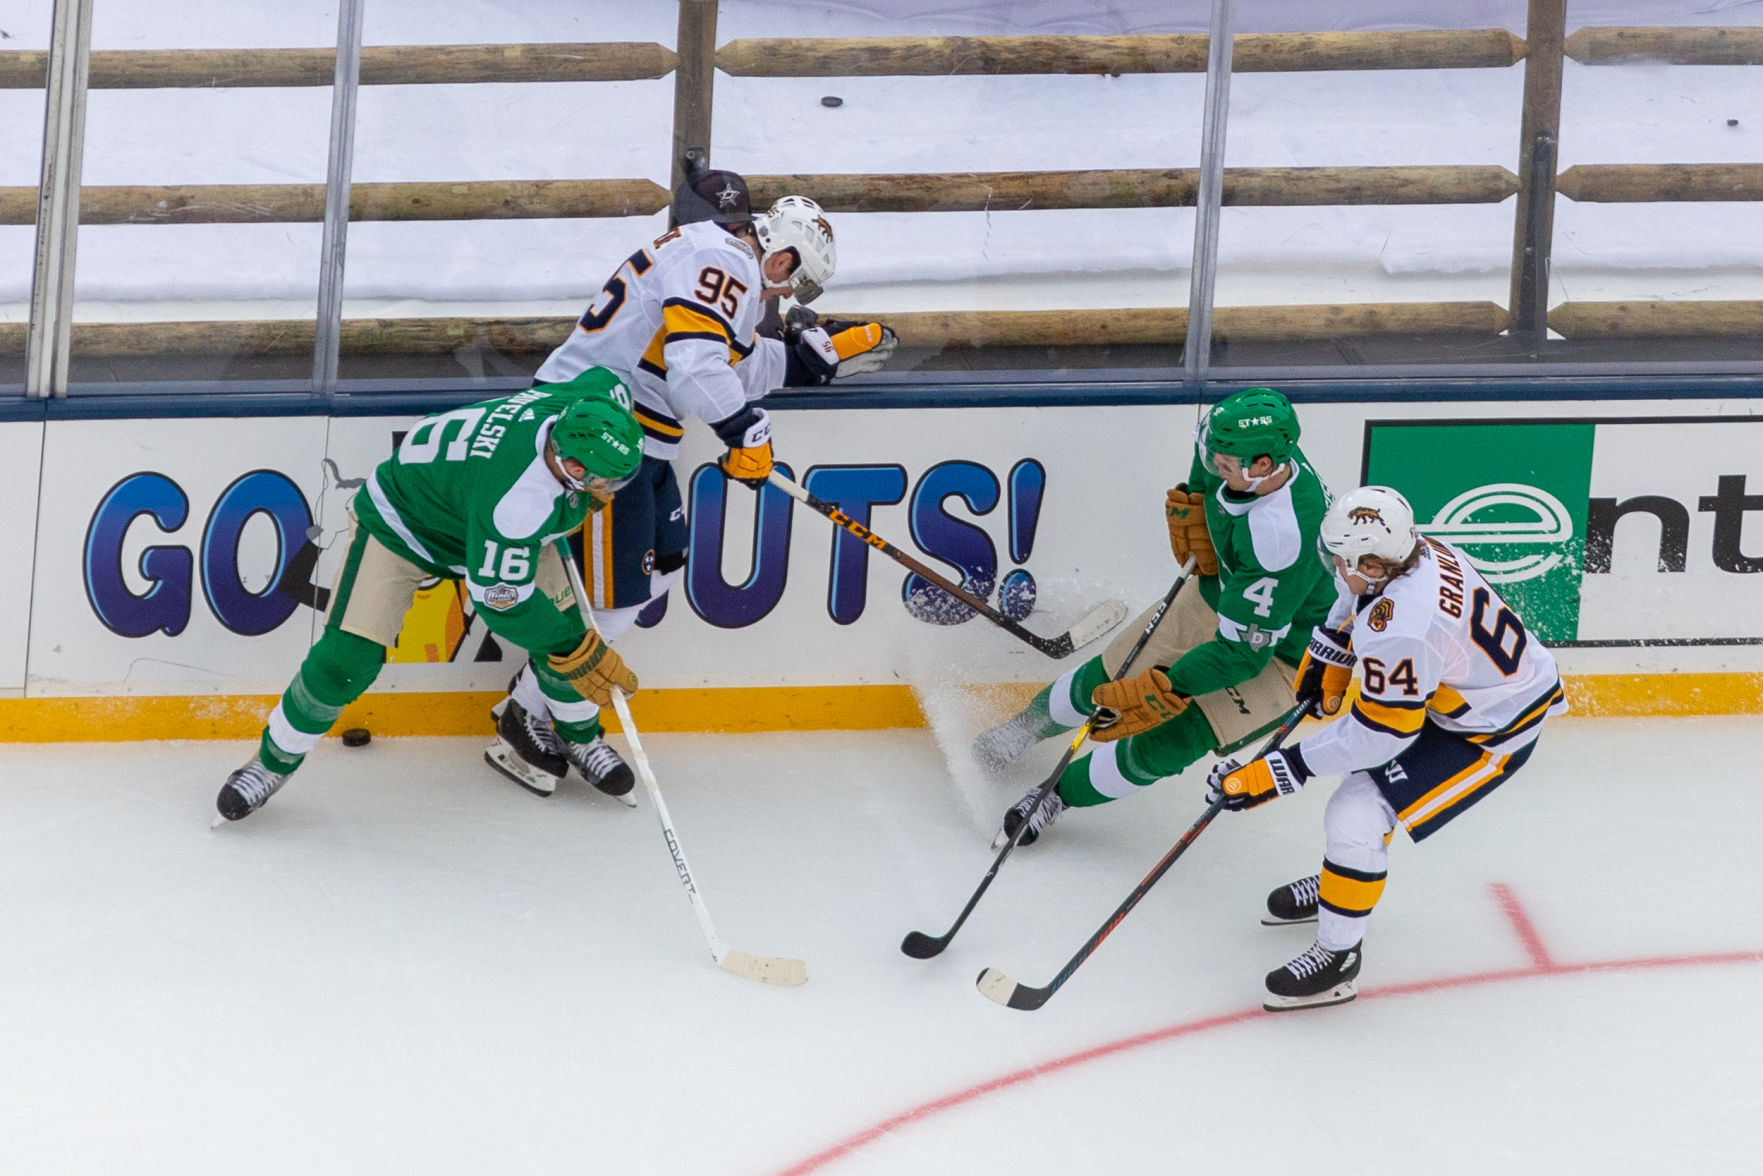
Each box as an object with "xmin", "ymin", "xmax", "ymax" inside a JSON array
[{"xmin": 557, "ymin": 541, "xmax": 808, "ymax": 987}]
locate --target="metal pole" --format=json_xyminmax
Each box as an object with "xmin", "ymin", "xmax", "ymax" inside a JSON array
[
  {"xmin": 1182, "ymin": 0, "xmax": 1235, "ymax": 387},
  {"xmin": 25, "ymin": 0, "xmax": 95, "ymax": 399},
  {"xmin": 312, "ymin": 0, "xmax": 367, "ymax": 398}
]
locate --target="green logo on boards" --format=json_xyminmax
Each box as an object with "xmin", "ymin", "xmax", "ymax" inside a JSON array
[{"xmin": 1365, "ymin": 422, "xmax": 1595, "ymax": 642}]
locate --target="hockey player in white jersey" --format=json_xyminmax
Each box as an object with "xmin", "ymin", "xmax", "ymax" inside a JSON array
[
  {"xmin": 486, "ymin": 168, "xmax": 897, "ymax": 798},
  {"xmin": 1208, "ymin": 485, "xmax": 1568, "ymax": 1011}
]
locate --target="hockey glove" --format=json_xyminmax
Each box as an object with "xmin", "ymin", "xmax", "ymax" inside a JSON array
[
  {"xmin": 1294, "ymin": 624, "xmax": 1354, "ymax": 717},
  {"xmin": 713, "ymin": 406, "xmax": 774, "ymax": 488},
  {"xmin": 784, "ymin": 322, "xmax": 898, "ymax": 385},
  {"xmin": 548, "ymin": 630, "xmax": 638, "ymax": 706},
  {"xmin": 1165, "ymin": 486, "xmax": 1218, "ymax": 576},
  {"xmin": 1088, "ymin": 666, "xmax": 1189, "ymax": 743},
  {"xmin": 1206, "ymin": 749, "xmax": 1309, "ymax": 812}
]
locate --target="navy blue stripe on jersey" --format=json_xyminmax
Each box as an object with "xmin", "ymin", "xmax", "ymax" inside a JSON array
[
  {"xmin": 1350, "ymin": 705, "xmax": 1422, "ymax": 739},
  {"xmin": 637, "ymin": 357, "xmax": 669, "ymax": 381},
  {"xmin": 1467, "ymin": 680, "xmax": 1564, "ymax": 745},
  {"xmin": 667, "ymin": 330, "xmax": 732, "ymax": 346},
  {"xmin": 660, "ymin": 297, "xmax": 736, "ymax": 339}
]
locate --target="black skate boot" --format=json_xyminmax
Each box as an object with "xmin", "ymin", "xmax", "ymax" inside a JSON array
[
  {"xmin": 1262, "ymin": 874, "xmax": 1321, "ymax": 926},
  {"xmin": 483, "ymin": 698, "xmax": 568, "ymax": 797},
  {"xmin": 1263, "ymin": 939, "xmax": 1362, "ymax": 1012},
  {"xmin": 992, "ymin": 786, "xmax": 1067, "ymax": 849},
  {"xmin": 563, "ymin": 736, "xmax": 637, "ymax": 807},
  {"xmin": 216, "ymin": 756, "xmax": 290, "ymax": 821},
  {"xmin": 972, "ymin": 706, "xmax": 1046, "ymax": 775}
]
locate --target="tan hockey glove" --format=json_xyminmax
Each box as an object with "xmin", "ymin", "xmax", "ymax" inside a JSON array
[
  {"xmin": 1088, "ymin": 666, "xmax": 1189, "ymax": 742},
  {"xmin": 548, "ymin": 630, "xmax": 638, "ymax": 705},
  {"xmin": 1165, "ymin": 486, "xmax": 1218, "ymax": 576}
]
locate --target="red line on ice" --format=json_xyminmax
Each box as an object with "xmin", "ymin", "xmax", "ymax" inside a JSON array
[
  {"xmin": 1491, "ymin": 881, "xmax": 1555, "ymax": 968},
  {"xmin": 768, "ymin": 892, "xmax": 1762, "ymax": 1176}
]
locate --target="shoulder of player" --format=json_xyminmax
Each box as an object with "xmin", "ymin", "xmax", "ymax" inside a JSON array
[
  {"xmin": 662, "ymin": 223, "xmax": 761, "ymax": 279},
  {"xmin": 1351, "ymin": 564, "xmax": 1439, "ymax": 647},
  {"xmin": 472, "ymin": 424, "xmax": 575, "ymax": 544},
  {"xmin": 1214, "ymin": 468, "xmax": 1310, "ymax": 573}
]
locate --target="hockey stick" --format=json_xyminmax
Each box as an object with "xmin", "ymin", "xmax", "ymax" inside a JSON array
[
  {"xmin": 765, "ymin": 470, "xmax": 1126, "ymax": 659},
  {"xmin": 556, "ymin": 541, "xmax": 808, "ymax": 987},
  {"xmin": 975, "ymin": 695, "xmax": 1312, "ymax": 1010},
  {"xmin": 899, "ymin": 555, "xmax": 1199, "ymax": 961}
]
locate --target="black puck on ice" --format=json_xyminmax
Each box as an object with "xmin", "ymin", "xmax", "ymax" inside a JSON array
[
  {"xmin": 341, "ymin": 727, "xmax": 372, "ymax": 747},
  {"xmin": 820, "ymin": 95, "xmax": 843, "ymax": 107}
]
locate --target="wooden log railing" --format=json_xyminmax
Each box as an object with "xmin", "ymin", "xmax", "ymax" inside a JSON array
[
  {"xmin": 9, "ymin": 299, "xmax": 1763, "ymax": 360},
  {"xmin": 0, "ymin": 167, "xmax": 1520, "ymax": 228},
  {"xmin": 0, "ymin": 303, "xmax": 1511, "ymax": 360},
  {"xmin": 13, "ymin": 162, "xmax": 1763, "ymax": 229},
  {"xmin": 0, "ymin": 180, "xmax": 671, "ymax": 227},
  {"xmin": 1555, "ymin": 165, "xmax": 1763, "ymax": 203},
  {"xmin": 1564, "ymin": 27, "xmax": 1763, "ymax": 65},
  {"xmin": 0, "ymin": 43, "xmax": 677, "ymax": 88},
  {"xmin": 1548, "ymin": 301, "xmax": 1763, "ymax": 338},
  {"xmin": 714, "ymin": 31, "xmax": 1527, "ymax": 76}
]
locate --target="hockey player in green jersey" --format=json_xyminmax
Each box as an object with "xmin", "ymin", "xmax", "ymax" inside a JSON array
[
  {"xmin": 215, "ymin": 368, "xmax": 645, "ymax": 822},
  {"xmin": 976, "ymin": 387, "xmax": 1339, "ymax": 846}
]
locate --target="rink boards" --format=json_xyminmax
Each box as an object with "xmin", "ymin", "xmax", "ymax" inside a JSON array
[{"xmin": 1, "ymin": 383, "xmax": 1760, "ymax": 737}]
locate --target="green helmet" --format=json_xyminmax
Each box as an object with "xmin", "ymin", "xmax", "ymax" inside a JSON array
[
  {"xmin": 1199, "ymin": 387, "xmax": 1300, "ymax": 471},
  {"xmin": 546, "ymin": 368, "xmax": 643, "ymax": 493}
]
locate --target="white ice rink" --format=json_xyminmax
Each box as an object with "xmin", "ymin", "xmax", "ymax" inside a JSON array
[{"xmin": 2, "ymin": 713, "xmax": 1760, "ymax": 1174}]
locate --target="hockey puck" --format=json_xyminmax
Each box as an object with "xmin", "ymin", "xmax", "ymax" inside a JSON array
[
  {"xmin": 341, "ymin": 727, "xmax": 372, "ymax": 747},
  {"xmin": 820, "ymin": 95, "xmax": 843, "ymax": 107}
]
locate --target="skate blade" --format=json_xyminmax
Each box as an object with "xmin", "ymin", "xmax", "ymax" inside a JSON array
[
  {"xmin": 482, "ymin": 744, "xmax": 559, "ymax": 797},
  {"xmin": 1260, "ymin": 912, "xmax": 1320, "ymax": 927},
  {"xmin": 607, "ymin": 788, "xmax": 637, "ymax": 808},
  {"xmin": 1263, "ymin": 981, "xmax": 1357, "ymax": 1013}
]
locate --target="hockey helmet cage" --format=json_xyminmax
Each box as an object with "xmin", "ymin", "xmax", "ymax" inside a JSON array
[
  {"xmin": 1320, "ymin": 485, "xmax": 1420, "ymax": 565},
  {"xmin": 753, "ymin": 195, "xmax": 837, "ymax": 304},
  {"xmin": 545, "ymin": 369, "xmax": 644, "ymax": 495},
  {"xmin": 673, "ymin": 168, "xmax": 753, "ymax": 228}
]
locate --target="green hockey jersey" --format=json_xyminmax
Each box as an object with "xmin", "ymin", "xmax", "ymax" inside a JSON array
[
  {"xmin": 352, "ymin": 385, "xmax": 600, "ymax": 655},
  {"xmin": 1164, "ymin": 446, "xmax": 1337, "ymax": 697}
]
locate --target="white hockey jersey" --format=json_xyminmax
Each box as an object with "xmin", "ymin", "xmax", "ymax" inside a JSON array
[
  {"xmin": 534, "ymin": 221, "xmax": 789, "ymax": 460},
  {"xmin": 1297, "ymin": 536, "xmax": 1568, "ymax": 776}
]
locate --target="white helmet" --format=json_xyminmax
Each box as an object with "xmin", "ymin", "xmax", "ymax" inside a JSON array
[
  {"xmin": 753, "ymin": 195, "xmax": 836, "ymax": 303},
  {"xmin": 1320, "ymin": 485, "xmax": 1420, "ymax": 564}
]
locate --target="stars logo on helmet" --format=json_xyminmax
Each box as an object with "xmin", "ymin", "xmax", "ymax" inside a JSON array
[{"xmin": 715, "ymin": 182, "xmax": 741, "ymax": 208}]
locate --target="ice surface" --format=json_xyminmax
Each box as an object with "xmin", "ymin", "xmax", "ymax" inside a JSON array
[{"xmin": 1, "ymin": 715, "xmax": 1759, "ymax": 1173}]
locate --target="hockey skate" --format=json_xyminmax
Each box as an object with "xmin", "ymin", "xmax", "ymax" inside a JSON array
[
  {"xmin": 1263, "ymin": 940, "xmax": 1361, "ymax": 1012},
  {"xmin": 972, "ymin": 707, "xmax": 1046, "ymax": 776},
  {"xmin": 1262, "ymin": 873, "xmax": 1321, "ymax": 926},
  {"xmin": 992, "ymin": 786, "xmax": 1067, "ymax": 849},
  {"xmin": 484, "ymin": 698, "xmax": 568, "ymax": 797},
  {"xmin": 562, "ymin": 736, "xmax": 637, "ymax": 807},
  {"xmin": 216, "ymin": 755, "xmax": 290, "ymax": 822}
]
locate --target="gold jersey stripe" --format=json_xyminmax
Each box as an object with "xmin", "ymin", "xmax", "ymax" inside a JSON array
[
  {"xmin": 634, "ymin": 408, "xmax": 685, "ymax": 438},
  {"xmin": 1354, "ymin": 695, "xmax": 1428, "ymax": 734}
]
